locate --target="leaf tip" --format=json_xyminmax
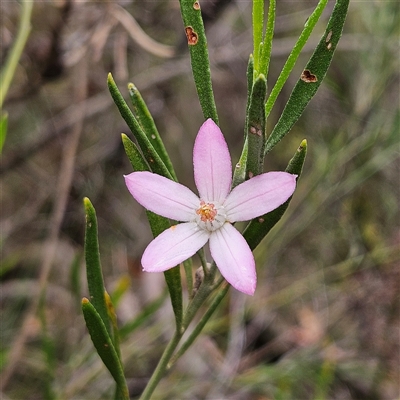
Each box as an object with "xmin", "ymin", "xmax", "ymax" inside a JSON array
[
  {"xmin": 299, "ymin": 139, "xmax": 307, "ymax": 149},
  {"xmin": 83, "ymin": 197, "xmax": 93, "ymax": 210},
  {"xmin": 82, "ymin": 297, "xmax": 90, "ymax": 305},
  {"xmin": 127, "ymin": 82, "xmax": 136, "ymax": 92}
]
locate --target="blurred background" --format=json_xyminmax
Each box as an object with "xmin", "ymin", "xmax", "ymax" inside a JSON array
[{"xmin": 1, "ymin": 0, "xmax": 399, "ymax": 399}]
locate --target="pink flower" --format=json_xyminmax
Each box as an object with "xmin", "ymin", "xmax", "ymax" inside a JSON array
[{"xmin": 124, "ymin": 119, "xmax": 296, "ymax": 295}]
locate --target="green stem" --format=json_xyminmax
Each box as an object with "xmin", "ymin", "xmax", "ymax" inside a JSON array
[
  {"xmin": 139, "ymin": 275, "xmax": 222, "ymax": 398},
  {"xmin": 265, "ymin": 0, "xmax": 328, "ymax": 118},
  {"xmin": 197, "ymin": 248, "xmax": 209, "ymax": 277},
  {"xmin": 0, "ymin": 0, "xmax": 33, "ymax": 109},
  {"xmin": 139, "ymin": 329, "xmax": 183, "ymax": 400},
  {"xmin": 168, "ymin": 282, "xmax": 229, "ymax": 368},
  {"xmin": 182, "ymin": 268, "xmax": 218, "ymax": 330}
]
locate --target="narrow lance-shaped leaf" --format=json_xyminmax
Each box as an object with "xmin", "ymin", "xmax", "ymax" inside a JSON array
[
  {"xmin": 244, "ymin": 55, "xmax": 254, "ymax": 137},
  {"xmin": 179, "ymin": 0, "xmax": 218, "ymax": 124},
  {"xmin": 81, "ymin": 298, "xmax": 129, "ymax": 400},
  {"xmin": 232, "ymin": 136, "xmax": 248, "ymax": 189},
  {"xmin": 244, "ymin": 139, "xmax": 307, "ymax": 250},
  {"xmin": 108, "ymin": 73, "xmax": 173, "ymax": 180},
  {"xmin": 84, "ymin": 197, "xmax": 111, "ymax": 336},
  {"xmin": 127, "ymin": 83, "xmax": 177, "ymax": 181},
  {"xmin": 264, "ymin": 0, "xmax": 329, "ymax": 119},
  {"xmin": 121, "ymin": 134, "xmax": 183, "ymax": 328},
  {"xmin": 105, "ymin": 291, "xmax": 122, "ymax": 360},
  {"xmin": 246, "ymin": 74, "xmax": 267, "ymax": 178},
  {"xmin": 259, "ymin": 0, "xmax": 276, "ymax": 78},
  {"xmin": 252, "ymin": 0, "xmax": 264, "ymax": 74},
  {"xmin": 233, "ymin": 55, "xmax": 253, "ymax": 189},
  {"xmin": 0, "ymin": 0, "xmax": 33, "ymax": 109},
  {"xmin": 265, "ymin": 0, "xmax": 349, "ymax": 154}
]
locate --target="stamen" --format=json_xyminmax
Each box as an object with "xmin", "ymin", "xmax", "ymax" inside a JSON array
[
  {"xmin": 196, "ymin": 201, "xmax": 217, "ymax": 222},
  {"xmin": 195, "ymin": 200, "xmax": 226, "ymax": 232}
]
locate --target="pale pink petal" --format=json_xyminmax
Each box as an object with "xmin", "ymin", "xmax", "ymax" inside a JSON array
[
  {"xmin": 209, "ymin": 223, "xmax": 256, "ymax": 295},
  {"xmin": 224, "ymin": 172, "xmax": 297, "ymax": 222},
  {"xmin": 142, "ymin": 222, "xmax": 209, "ymax": 272},
  {"xmin": 125, "ymin": 172, "xmax": 199, "ymax": 221},
  {"xmin": 193, "ymin": 119, "xmax": 232, "ymax": 203}
]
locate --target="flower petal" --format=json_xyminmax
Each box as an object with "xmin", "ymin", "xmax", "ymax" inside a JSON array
[
  {"xmin": 142, "ymin": 222, "xmax": 209, "ymax": 272},
  {"xmin": 125, "ymin": 172, "xmax": 199, "ymax": 221},
  {"xmin": 224, "ymin": 172, "xmax": 297, "ymax": 222},
  {"xmin": 209, "ymin": 223, "xmax": 256, "ymax": 295},
  {"xmin": 193, "ymin": 119, "xmax": 232, "ymax": 203}
]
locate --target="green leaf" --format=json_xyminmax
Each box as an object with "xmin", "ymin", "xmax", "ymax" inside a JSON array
[
  {"xmin": 122, "ymin": 134, "xmax": 183, "ymax": 328},
  {"xmin": 83, "ymin": 197, "xmax": 111, "ymax": 336},
  {"xmin": 259, "ymin": 0, "xmax": 276, "ymax": 78},
  {"xmin": 178, "ymin": 0, "xmax": 218, "ymax": 124},
  {"xmin": 145, "ymin": 210, "xmax": 183, "ymax": 328},
  {"xmin": 81, "ymin": 298, "xmax": 129, "ymax": 400},
  {"xmin": 163, "ymin": 267, "xmax": 183, "ymax": 328},
  {"xmin": 127, "ymin": 83, "xmax": 177, "ymax": 180},
  {"xmin": 265, "ymin": 0, "xmax": 329, "ymax": 119},
  {"xmin": 244, "ymin": 139, "xmax": 307, "ymax": 250},
  {"xmin": 246, "ymin": 74, "xmax": 267, "ymax": 177},
  {"xmin": 105, "ymin": 291, "xmax": 122, "ymax": 360},
  {"xmin": 233, "ymin": 55, "xmax": 253, "ymax": 189},
  {"xmin": 108, "ymin": 73, "xmax": 173, "ymax": 179},
  {"xmin": 169, "ymin": 282, "xmax": 230, "ymax": 367},
  {"xmin": 232, "ymin": 136, "xmax": 248, "ymax": 189},
  {"xmin": 0, "ymin": 112, "xmax": 7, "ymax": 154},
  {"xmin": 121, "ymin": 133, "xmax": 149, "ymax": 171},
  {"xmin": 252, "ymin": 0, "xmax": 264, "ymax": 74},
  {"xmin": 245, "ymin": 55, "xmax": 254, "ymax": 124},
  {"xmin": 265, "ymin": 0, "xmax": 350, "ymax": 154},
  {"xmin": 0, "ymin": 0, "xmax": 33, "ymax": 109},
  {"xmin": 183, "ymin": 258, "xmax": 194, "ymax": 298}
]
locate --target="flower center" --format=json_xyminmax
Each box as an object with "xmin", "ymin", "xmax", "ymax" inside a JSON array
[{"xmin": 195, "ymin": 201, "xmax": 226, "ymax": 232}]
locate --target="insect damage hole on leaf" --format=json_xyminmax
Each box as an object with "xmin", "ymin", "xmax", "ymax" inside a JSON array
[
  {"xmin": 193, "ymin": 1, "xmax": 200, "ymax": 10},
  {"xmin": 185, "ymin": 27, "xmax": 198, "ymax": 45},
  {"xmin": 301, "ymin": 69, "xmax": 318, "ymax": 83}
]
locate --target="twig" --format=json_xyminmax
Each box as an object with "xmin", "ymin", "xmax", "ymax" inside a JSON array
[{"xmin": 111, "ymin": 4, "xmax": 175, "ymax": 59}]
